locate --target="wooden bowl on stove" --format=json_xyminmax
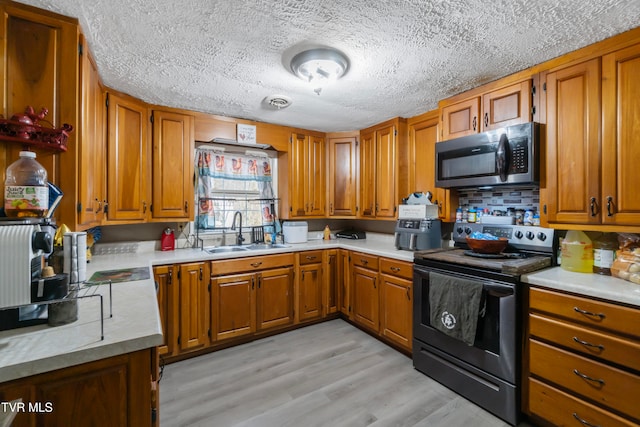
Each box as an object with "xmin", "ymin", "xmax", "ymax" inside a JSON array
[{"xmin": 466, "ymin": 237, "xmax": 509, "ymax": 254}]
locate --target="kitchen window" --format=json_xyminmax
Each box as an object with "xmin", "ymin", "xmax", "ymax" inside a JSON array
[{"xmin": 195, "ymin": 147, "xmax": 278, "ymax": 233}]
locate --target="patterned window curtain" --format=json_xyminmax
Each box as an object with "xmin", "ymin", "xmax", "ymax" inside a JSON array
[{"xmin": 195, "ymin": 149, "xmax": 277, "ymax": 232}]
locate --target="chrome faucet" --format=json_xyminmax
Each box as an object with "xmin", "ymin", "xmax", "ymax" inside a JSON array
[{"xmin": 231, "ymin": 211, "xmax": 244, "ymax": 246}]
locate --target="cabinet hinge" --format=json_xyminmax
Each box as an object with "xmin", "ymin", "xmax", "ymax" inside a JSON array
[
  {"xmin": 78, "ymin": 42, "xmax": 83, "ymax": 56},
  {"xmin": 356, "ymin": 206, "xmax": 359, "ymax": 212},
  {"xmin": 394, "ymin": 129, "xmax": 397, "ymax": 136},
  {"xmin": 77, "ymin": 202, "xmax": 82, "ymax": 213},
  {"xmin": 150, "ymin": 113, "xmax": 154, "ymax": 124},
  {"xmin": 543, "ymin": 204, "xmax": 547, "ymax": 214},
  {"xmin": 531, "ymin": 85, "xmax": 536, "ymax": 96},
  {"xmin": 150, "ymin": 203, "xmax": 153, "ymax": 213},
  {"xmin": 207, "ymin": 329, "xmax": 211, "ymax": 338},
  {"xmin": 177, "ymin": 270, "xmax": 181, "ymax": 281},
  {"xmin": 105, "ymin": 94, "xmax": 109, "ymax": 108},
  {"xmin": 531, "ymin": 106, "xmax": 536, "ymax": 116},
  {"xmin": 177, "ymin": 336, "xmax": 181, "ymax": 345},
  {"xmin": 355, "ymin": 138, "xmax": 359, "ymax": 146},
  {"xmin": 289, "ymin": 136, "xmax": 293, "ymax": 143},
  {"xmin": 542, "ymin": 82, "xmax": 547, "ymax": 92},
  {"xmin": 289, "ymin": 206, "xmax": 293, "ymax": 212}
]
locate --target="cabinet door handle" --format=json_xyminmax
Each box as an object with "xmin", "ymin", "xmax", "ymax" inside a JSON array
[
  {"xmin": 95, "ymin": 198, "xmax": 102, "ymax": 214},
  {"xmin": 483, "ymin": 112, "xmax": 488, "ymax": 128},
  {"xmin": 184, "ymin": 201, "xmax": 188, "ymax": 213},
  {"xmin": 472, "ymin": 116, "xmax": 477, "ymax": 131},
  {"xmin": 573, "ymin": 306, "xmax": 606, "ymax": 320},
  {"xmin": 251, "ymin": 277, "xmax": 255, "ymax": 290},
  {"xmin": 406, "ymin": 286, "xmax": 411, "ymax": 301},
  {"xmin": 572, "ymin": 336, "xmax": 604, "ymax": 351},
  {"xmin": 199, "ymin": 267, "xmax": 203, "ymax": 281},
  {"xmin": 330, "ymin": 203, "xmax": 333, "ymax": 215},
  {"xmin": 168, "ymin": 270, "xmax": 172, "ymax": 285},
  {"xmin": 258, "ymin": 275, "xmax": 262, "ymax": 289},
  {"xmin": 373, "ymin": 278, "xmax": 376, "ymax": 289},
  {"xmin": 143, "ymin": 201, "xmax": 147, "ymax": 214},
  {"xmin": 606, "ymin": 196, "xmax": 614, "ymax": 217},
  {"xmin": 251, "ymin": 261, "xmax": 262, "ymax": 268},
  {"xmin": 589, "ymin": 197, "xmax": 597, "ymax": 217},
  {"xmin": 390, "ymin": 266, "xmax": 401, "ymax": 273},
  {"xmin": 573, "ymin": 369, "xmax": 605, "ymax": 386},
  {"xmin": 572, "ymin": 412, "xmax": 601, "ymax": 427}
]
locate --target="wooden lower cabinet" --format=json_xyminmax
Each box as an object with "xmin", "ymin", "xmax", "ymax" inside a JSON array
[
  {"xmin": 379, "ymin": 258, "xmax": 413, "ymax": 350},
  {"xmin": 153, "ymin": 262, "xmax": 207, "ymax": 358},
  {"xmin": 298, "ymin": 251, "xmax": 323, "ymax": 322},
  {"xmin": 211, "ymin": 254, "xmax": 294, "ymax": 342},
  {"xmin": 352, "ymin": 264, "xmax": 379, "ymax": 333},
  {"xmin": 526, "ymin": 286, "xmax": 640, "ymax": 426},
  {"xmin": 0, "ymin": 349, "xmax": 155, "ymax": 427},
  {"xmin": 323, "ymin": 249, "xmax": 339, "ymax": 316},
  {"xmin": 152, "ymin": 265, "xmax": 175, "ymax": 356}
]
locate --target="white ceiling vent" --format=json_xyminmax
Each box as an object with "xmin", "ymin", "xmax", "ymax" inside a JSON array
[{"xmin": 263, "ymin": 95, "xmax": 292, "ymax": 110}]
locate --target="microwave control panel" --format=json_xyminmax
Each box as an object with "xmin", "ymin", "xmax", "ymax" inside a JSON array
[{"xmin": 509, "ymin": 138, "xmax": 528, "ymax": 173}]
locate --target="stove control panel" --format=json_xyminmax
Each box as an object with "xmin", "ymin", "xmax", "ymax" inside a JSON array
[{"xmin": 453, "ymin": 222, "xmax": 555, "ymax": 251}]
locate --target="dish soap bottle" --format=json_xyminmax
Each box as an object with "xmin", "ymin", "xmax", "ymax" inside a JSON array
[
  {"xmin": 323, "ymin": 225, "xmax": 331, "ymax": 240},
  {"xmin": 4, "ymin": 150, "xmax": 48, "ymax": 218},
  {"xmin": 561, "ymin": 230, "xmax": 593, "ymax": 273}
]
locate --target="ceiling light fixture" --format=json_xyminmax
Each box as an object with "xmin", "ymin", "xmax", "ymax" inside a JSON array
[{"xmin": 290, "ymin": 47, "xmax": 350, "ymax": 95}]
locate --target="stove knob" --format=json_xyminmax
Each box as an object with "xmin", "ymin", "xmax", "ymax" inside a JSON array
[
  {"xmin": 526, "ymin": 231, "xmax": 535, "ymax": 240},
  {"xmin": 456, "ymin": 226, "xmax": 464, "ymax": 234},
  {"xmin": 514, "ymin": 230, "xmax": 523, "ymax": 239},
  {"xmin": 537, "ymin": 232, "xmax": 547, "ymax": 241},
  {"xmin": 465, "ymin": 227, "xmax": 472, "ymax": 235}
]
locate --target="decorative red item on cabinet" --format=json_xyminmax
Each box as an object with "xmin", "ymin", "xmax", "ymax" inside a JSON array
[{"xmin": 0, "ymin": 106, "xmax": 73, "ymax": 152}]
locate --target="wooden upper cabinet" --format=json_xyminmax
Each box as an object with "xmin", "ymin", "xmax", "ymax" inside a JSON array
[
  {"xmin": 408, "ymin": 111, "xmax": 457, "ymax": 221},
  {"xmin": 441, "ymin": 97, "xmax": 481, "ymax": 140},
  {"xmin": 0, "ymin": 3, "xmax": 81, "ymax": 227},
  {"xmin": 78, "ymin": 39, "xmax": 106, "ymax": 228},
  {"xmin": 375, "ymin": 125, "xmax": 396, "ymax": 218},
  {"xmin": 482, "ymin": 80, "xmax": 532, "ymax": 131},
  {"xmin": 440, "ymin": 80, "xmax": 532, "ymax": 141},
  {"xmin": 307, "ymin": 135, "xmax": 326, "ymax": 216},
  {"xmin": 288, "ymin": 133, "xmax": 326, "ymax": 217},
  {"xmin": 328, "ymin": 135, "xmax": 357, "ymax": 217},
  {"xmin": 151, "ymin": 110, "xmax": 194, "ymax": 221},
  {"xmin": 358, "ymin": 118, "xmax": 407, "ymax": 220},
  {"xmin": 106, "ymin": 92, "xmax": 150, "ymax": 222},
  {"xmin": 544, "ymin": 59, "xmax": 601, "ymax": 225},
  {"xmin": 358, "ymin": 130, "xmax": 376, "ymax": 217},
  {"xmin": 601, "ymin": 43, "xmax": 640, "ymax": 226}
]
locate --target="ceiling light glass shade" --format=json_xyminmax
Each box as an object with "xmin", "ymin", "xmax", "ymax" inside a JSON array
[{"xmin": 290, "ymin": 48, "xmax": 350, "ymax": 86}]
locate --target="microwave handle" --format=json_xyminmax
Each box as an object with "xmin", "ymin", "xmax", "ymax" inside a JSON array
[{"xmin": 496, "ymin": 133, "xmax": 511, "ymax": 182}]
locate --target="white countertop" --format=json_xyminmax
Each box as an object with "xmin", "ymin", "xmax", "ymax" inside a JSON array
[
  {"xmin": 522, "ymin": 267, "xmax": 640, "ymax": 308},
  {"xmin": 0, "ymin": 233, "xmax": 412, "ymax": 384}
]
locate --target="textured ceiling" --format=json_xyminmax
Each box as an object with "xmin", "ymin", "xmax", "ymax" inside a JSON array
[{"xmin": 14, "ymin": 0, "xmax": 640, "ymax": 133}]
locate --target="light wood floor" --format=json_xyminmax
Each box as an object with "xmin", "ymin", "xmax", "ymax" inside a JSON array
[{"xmin": 160, "ymin": 319, "xmax": 532, "ymax": 427}]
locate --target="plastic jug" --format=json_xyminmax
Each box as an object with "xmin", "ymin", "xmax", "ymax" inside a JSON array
[
  {"xmin": 4, "ymin": 151, "xmax": 48, "ymax": 217},
  {"xmin": 561, "ymin": 230, "xmax": 593, "ymax": 273}
]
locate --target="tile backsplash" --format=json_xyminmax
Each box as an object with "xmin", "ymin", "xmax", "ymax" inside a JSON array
[{"xmin": 456, "ymin": 186, "xmax": 540, "ymax": 214}]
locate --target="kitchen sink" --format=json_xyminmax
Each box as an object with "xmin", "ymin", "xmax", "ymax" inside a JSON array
[
  {"xmin": 245, "ymin": 243, "xmax": 291, "ymax": 250},
  {"xmin": 204, "ymin": 246, "xmax": 250, "ymax": 254},
  {"xmin": 204, "ymin": 243, "xmax": 291, "ymax": 254}
]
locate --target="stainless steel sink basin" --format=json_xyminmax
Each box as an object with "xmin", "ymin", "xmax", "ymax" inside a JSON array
[
  {"xmin": 245, "ymin": 243, "xmax": 291, "ymax": 250},
  {"xmin": 204, "ymin": 243, "xmax": 291, "ymax": 254},
  {"xmin": 204, "ymin": 246, "xmax": 250, "ymax": 254}
]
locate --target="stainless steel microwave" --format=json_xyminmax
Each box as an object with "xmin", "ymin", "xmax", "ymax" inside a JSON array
[{"xmin": 435, "ymin": 122, "xmax": 540, "ymax": 188}]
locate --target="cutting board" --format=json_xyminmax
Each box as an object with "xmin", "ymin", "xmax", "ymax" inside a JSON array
[{"xmin": 88, "ymin": 267, "xmax": 150, "ymax": 284}]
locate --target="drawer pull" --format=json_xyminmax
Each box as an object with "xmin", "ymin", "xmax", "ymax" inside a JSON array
[
  {"xmin": 305, "ymin": 256, "xmax": 317, "ymax": 260},
  {"xmin": 251, "ymin": 262, "xmax": 263, "ymax": 268},
  {"xmin": 573, "ymin": 369, "xmax": 605, "ymax": 386},
  {"xmin": 390, "ymin": 266, "xmax": 401, "ymax": 273},
  {"xmin": 572, "ymin": 412, "xmax": 601, "ymax": 427},
  {"xmin": 361, "ymin": 259, "xmax": 368, "ymax": 265},
  {"xmin": 573, "ymin": 306, "xmax": 606, "ymax": 320},
  {"xmin": 572, "ymin": 336, "xmax": 604, "ymax": 351}
]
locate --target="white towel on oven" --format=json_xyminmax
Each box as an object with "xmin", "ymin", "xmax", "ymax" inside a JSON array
[{"xmin": 429, "ymin": 271, "xmax": 484, "ymax": 345}]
